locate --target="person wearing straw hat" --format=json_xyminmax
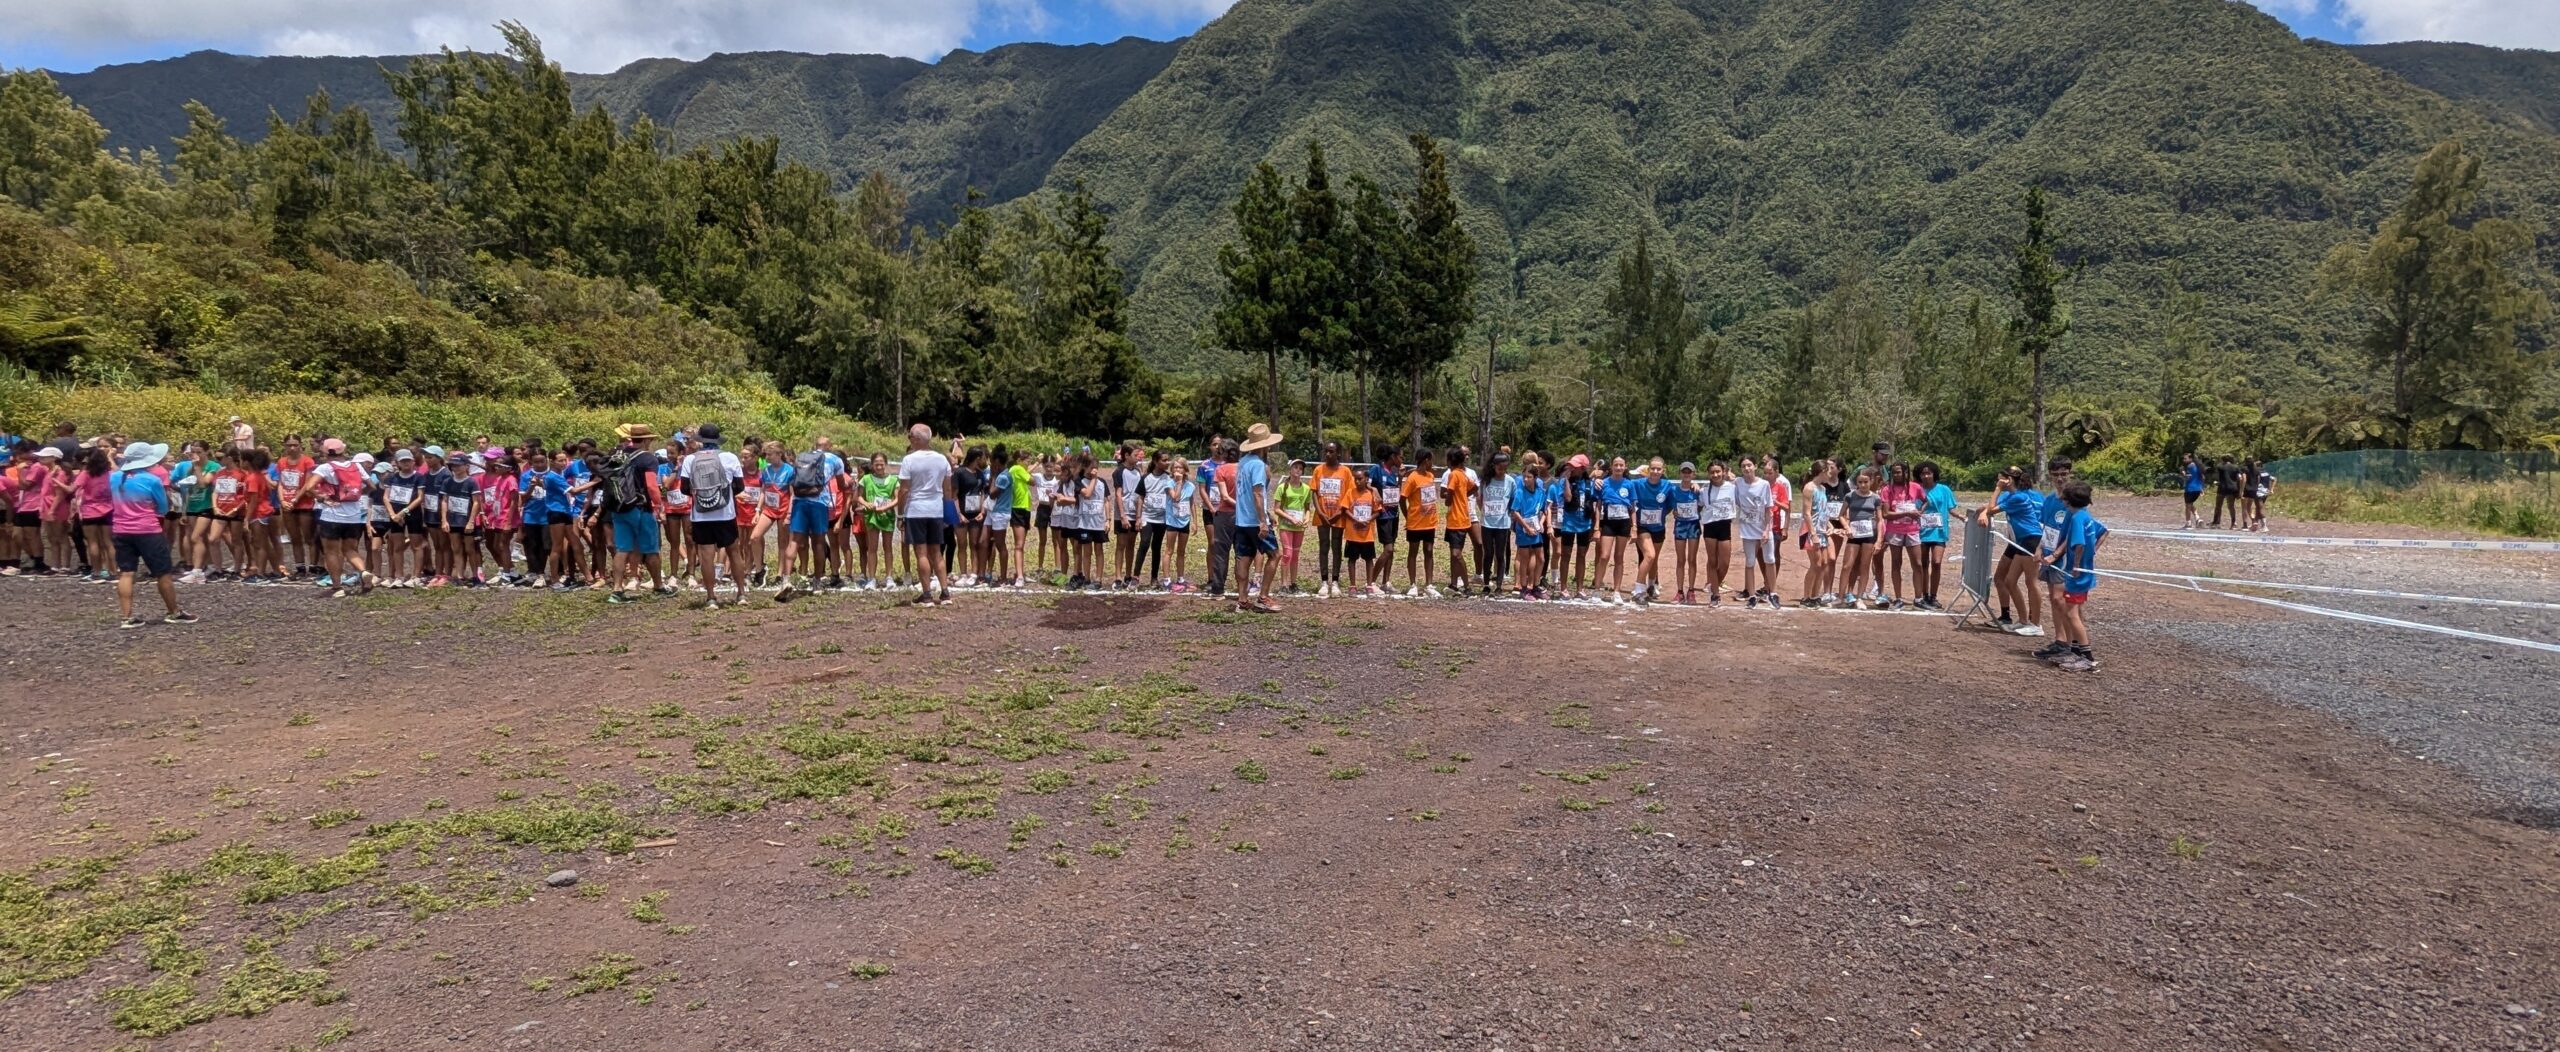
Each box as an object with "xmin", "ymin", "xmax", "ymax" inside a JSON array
[
  {"xmin": 1228, "ymin": 423, "xmax": 1284, "ymax": 614},
  {"xmin": 108, "ymin": 440, "xmax": 196, "ymax": 628}
]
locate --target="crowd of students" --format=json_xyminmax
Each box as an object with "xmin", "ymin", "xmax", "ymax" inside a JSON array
[
  {"xmin": 0, "ymin": 419, "xmax": 2108, "ymax": 670},
  {"xmin": 2179, "ymin": 453, "xmax": 2276, "ymax": 532}
]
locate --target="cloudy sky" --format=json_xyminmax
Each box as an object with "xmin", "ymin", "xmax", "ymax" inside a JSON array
[{"xmin": 1, "ymin": 0, "xmax": 2550, "ymax": 74}]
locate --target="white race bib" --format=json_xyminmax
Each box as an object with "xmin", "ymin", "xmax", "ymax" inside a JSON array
[
  {"xmin": 1145, "ymin": 492, "xmax": 1167, "ymax": 513},
  {"xmin": 388, "ymin": 485, "xmax": 414, "ymax": 505},
  {"xmin": 1849, "ymin": 519, "xmax": 1876, "ymax": 539},
  {"xmin": 214, "ymin": 477, "xmax": 240, "ymax": 496},
  {"xmin": 1350, "ymin": 503, "xmax": 1373, "ymax": 523},
  {"xmin": 1919, "ymin": 512, "xmax": 1944, "ymax": 530},
  {"xmin": 423, "ymin": 494, "xmax": 442, "ymax": 513},
  {"xmin": 279, "ymin": 470, "xmax": 302, "ymax": 489},
  {"xmin": 1319, "ymin": 477, "xmax": 1342, "ymax": 498},
  {"xmin": 1638, "ymin": 507, "xmax": 1664, "ymax": 527},
  {"xmin": 1675, "ymin": 501, "xmax": 1699, "ymax": 520},
  {"xmin": 1605, "ymin": 504, "xmax": 1631, "ymax": 521},
  {"xmin": 1894, "ymin": 501, "xmax": 1917, "ymax": 515},
  {"xmin": 1418, "ymin": 486, "xmax": 1438, "ymax": 509}
]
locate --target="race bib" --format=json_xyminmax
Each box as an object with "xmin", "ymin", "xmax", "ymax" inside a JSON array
[
  {"xmin": 1675, "ymin": 502, "xmax": 1699, "ymax": 520},
  {"xmin": 423, "ymin": 494, "xmax": 442, "ymax": 513},
  {"xmin": 1418, "ymin": 486, "xmax": 1438, "ymax": 509},
  {"xmin": 1849, "ymin": 519, "xmax": 1876, "ymax": 539},
  {"xmin": 1145, "ymin": 492, "xmax": 1167, "ymax": 514},
  {"xmin": 762, "ymin": 489, "xmax": 783, "ymax": 509},
  {"xmin": 1483, "ymin": 497, "xmax": 1509, "ymax": 520},
  {"xmin": 965, "ymin": 494, "xmax": 988, "ymax": 513},
  {"xmin": 530, "ymin": 482, "xmax": 547, "ymax": 500},
  {"xmin": 1605, "ymin": 504, "xmax": 1631, "ymax": 521},
  {"xmin": 1919, "ymin": 512, "xmax": 1944, "ymax": 530},
  {"xmin": 1894, "ymin": 501, "xmax": 1917, "ymax": 515},
  {"xmin": 1319, "ymin": 478, "xmax": 1342, "ymax": 498},
  {"xmin": 1350, "ymin": 503, "xmax": 1373, "ymax": 523},
  {"xmin": 387, "ymin": 485, "xmax": 414, "ymax": 505},
  {"xmin": 279, "ymin": 470, "xmax": 302, "ymax": 489},
  {"xmin": 1639, "ymin": 507, "xmax": 1664, "ymax": 527},
  {"xmin": 214, "ymin": 477, "xmax": 240, "ymax": 496}
]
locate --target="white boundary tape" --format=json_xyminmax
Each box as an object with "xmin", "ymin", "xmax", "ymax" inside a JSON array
[
  {"xmin": 2101, "ymin": 568, "xmax": 2560, "ymax": 612},
  {"xmin": 2113, "ymin": 527, "xmax": 2560, "ymax": 552},
  {"xmin": 2095, "ymin": 569, "xmax": 2560, "ymax": 656}
]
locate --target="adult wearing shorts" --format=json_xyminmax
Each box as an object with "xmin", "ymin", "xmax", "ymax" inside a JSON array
[
  {"xmin": 896, "ymin": 423, "xmax": 954, "ymax": 606},
  {"xmin": 605, "ymin": 423, "xmax": 672, "ymax": 603},
  {"xmin": 1228, "ymin": 423, "xmax": 1283, "ymax": 614},
  {"xmin": 679, "ymin": 424, "xmax": 748, "ymax": 608},
  {"xmin": 107, "ymin": 441, "xmax": 196, "ymax": 629}
]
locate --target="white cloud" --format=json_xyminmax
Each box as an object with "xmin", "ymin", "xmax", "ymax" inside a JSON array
[
  {"xmin": 2329, "ymin": 0, "xmax": 2560, "ymax": 50},
  {"xmin": 3, "ymin": 0, "xmax": 1011, "ymax": 72}
]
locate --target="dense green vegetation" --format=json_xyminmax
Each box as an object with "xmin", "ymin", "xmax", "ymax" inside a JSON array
[
  {"xmin": 15, "ymin": 0, "xmax": 2560, "ymax": 473},
  {"xmin": 2347, "ymin": 41, "xmax": 2560, "ymax": 137},
  {"xmin": 2, "ymin": 26, "xmax": 1172, "ymax": 442}
]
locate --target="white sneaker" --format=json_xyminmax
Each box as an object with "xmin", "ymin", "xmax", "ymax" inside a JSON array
[
  {"xmin": 1426, "ymin": 585, "xmax": 1443, "ymax": 598},
  {"xmin": 2017, "ymin": 624, "xmax": 2045, "ymax": 637}
]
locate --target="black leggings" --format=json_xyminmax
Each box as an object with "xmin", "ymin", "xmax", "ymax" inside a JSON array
[
  {"xmin": 1481, "ymin": 529, "xmax": 1513, "ymax": 586},
  {"xmin": 520, "ymin": 519, "xmax": 551, "ymax": 576},
  {"xmin": 1135, "ymin": 522, "xmax": 1167, "ymax": 581},
  {"xmin": 1316, "ymin": 524, "xmax": 1345, "ymax": 582}
]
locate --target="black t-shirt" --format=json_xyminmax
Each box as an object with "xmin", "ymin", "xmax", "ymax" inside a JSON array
[
  {"xmin": 2215, "ymin": 465, "xmax": 2238, "ymax": 491},
  {"xmin": 953, "ymin": 467, "xmax": 983, "ymax": 519},
  {"xmin": 602, "ymin": 449, "xmax": 660, "ymax": 514}
]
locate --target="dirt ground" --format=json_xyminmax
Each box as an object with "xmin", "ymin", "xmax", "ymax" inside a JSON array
[{"xmin": 3, "ymin": 497, "xmax": 2556, "ymax": 1051}]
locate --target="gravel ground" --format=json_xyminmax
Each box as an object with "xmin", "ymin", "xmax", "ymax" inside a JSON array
[{"xmin": 2100, "ymin": 495, "xmax": 2560, "ymax": 827}]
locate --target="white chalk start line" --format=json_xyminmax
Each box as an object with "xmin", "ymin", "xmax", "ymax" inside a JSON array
[
  {"xmin": 2093, "ymin": 568, "xmax": 2560, "ymax": 656},
  {"xmin": 2099, "ymin": 568, "xmax": 2560, "ymax": 612}
]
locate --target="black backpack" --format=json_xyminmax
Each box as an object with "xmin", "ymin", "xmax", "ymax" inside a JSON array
[
  {"xmin": 605, "ymin": 450, "xmax": 646, "ymax": 509},
  {"xmin": 791, "ymin": 451, "xmax": 828, "ymax": 497}
]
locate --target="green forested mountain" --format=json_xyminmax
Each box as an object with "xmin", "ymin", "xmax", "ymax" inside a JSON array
[
  {"xmin": 18, "ymin": 0, "xmax": 2560, "ymax": 459},
  {"xmin": 2345, "ymin": 41, "xmax": 2560, "ymax": 136},
  {"xmin": 54, "ymin": 38, "xmax": 1179, "ymax": 218},
  {"xmin": 1052, "ymin": 0, "xmax": 2560, "ymax": 395}
]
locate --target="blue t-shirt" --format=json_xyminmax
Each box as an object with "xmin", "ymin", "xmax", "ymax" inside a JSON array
[
  {"xmin": 562, "ymin": 459, "xmax": 592, "ymax": 511},
  {"xmin": 1997, "ymin": 489, "xmax": 2044, "ymax": 546},
  {"xmin": 2184, "ymin": 463, "xmax": 2204, "ymax": 494},
  {"xmin": 523, "ymin": 470, "xmax": 570, "ymax": 521},
  {"xmin": 1668, "ymin": 481, "xmax": 1701, "ymax": 521},
  {"xmin": 1233, "ymin": 456, "xmax": 1271, "ymax": 529},
  {"xmin": 1558, "ymin": 479, "xmax": 1592, "ymax": 533},
  {"xmin": 1921, "ymin": 483, "xmax": 1957, "ymax": 544},
  {"xmin": 1165, "ymin": 479, "xmax": 1195, "ymax": 530},
  {"xmin": 1512, "ymin": 478, "xmax": 1550, "ymax": 533},
  {"xmin": 988, "ymin": 466, "xmax": 1015, "ymax": 511},
  {"xmin": 2038, "ymin": 489, "xmax": 2073, "ymax": 553},
  {"xmin": 1632, "ymin": 478, "xmax": 1672, "ymax": 529},
  {"xmin": 1598, "ymin": 477, "xmax": 1636, "ymax": 523},
  {"xmin": 2061, "ymin": 509, "xmax": 2107, "ymax": 593},
  {"xmin": 108, "ymin": 469, "xmax": 170, "ymax": 533}
]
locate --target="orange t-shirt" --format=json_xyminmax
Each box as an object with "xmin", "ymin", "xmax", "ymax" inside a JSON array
[
  {"xmin": 1311, "ymin": 463, "xmax": 1356, "ymax": 526},
  {"xmin": 1344, "ymin": 489, "xmax": 1378, "ymax": 544},
  {"xmin": 1442, "ymin": 468, "xmax": 1478, "ymax": 530},
  {"xmin": 1399, "ymin": 470, "xmax": 1441, "ymax": 531}
]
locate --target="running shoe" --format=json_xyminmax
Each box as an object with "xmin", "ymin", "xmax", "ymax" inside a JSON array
[
  {"xmin": 606, "ymin": 591, "xmax": 633, "ymax": 605},
  {"xmin": 2058, "ymin": 654, "xmax": 2097, "ymax": 672},
  {"xmin": 653, "ymin": 586, "xmax": 680, "ymax": 599},
  {"xmin": 2035, "ymin": 641, "xmax": 2073, "ymax": 661},
  {"xmin": 119, "ymin": 616, "xmax": 150, "ymax": 630},
  {"xmin": 2015, "ymin": 624, "xmax": 2045, "ymax": 637},
  {"xmin": 163, "ymin": 611, "xmax": 198, "ymax": 625}
]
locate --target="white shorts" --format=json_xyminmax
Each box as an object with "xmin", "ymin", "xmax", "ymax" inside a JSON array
[{"xmin": 1738, "ymin": 535, "xmax": 1775, "ymax": 563}]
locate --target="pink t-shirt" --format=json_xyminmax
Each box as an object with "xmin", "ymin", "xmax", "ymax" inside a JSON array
[
  {"xmin": 108, "ymin": 471, "xmax": 167, "ymax": 534},
  {"xmin": 1880, "ymin": 481, "xmax": 1925, "ymax": 537},
  {"xmin": 75, "ymin": 471, "xmax": 112, "ymax": 520},
  {"xmin": 476, "ymin": 472, "xmax": 519, "ymax": 530}
]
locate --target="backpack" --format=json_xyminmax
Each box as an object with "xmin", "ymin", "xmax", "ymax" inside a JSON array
[
  {"xmin": 324, "ymin": 462, "xmax": 366, "ymax": 503},
  {"xmin": 604, "ymin": 449, "xmax": 646, "ymax": 509},
  {"xmin": 685, "ymin": 451, "xmax": 731, "ymax": 514},
  {"xmin": 791, "ymin": 451, "xmax": 827, "ymax": 497}
]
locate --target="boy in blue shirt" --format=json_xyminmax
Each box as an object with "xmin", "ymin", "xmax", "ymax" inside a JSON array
[{"xmin": 2039, "ymin": 480, "xmax": 2105, "ymax": 672}]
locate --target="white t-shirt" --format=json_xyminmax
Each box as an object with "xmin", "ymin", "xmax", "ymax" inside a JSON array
[
  {"xmin": 897, "ymin": 450, "xmax": 951, "ymax": 518},
  {"xmin": 1702, "ymin": 480, "xmax": 1738, "ymax": 522},
  {"xmin": 680, "ymin": 450, "xmax": 745, "ymax": 523},
  {"xmin": 1733, "ymin": 479, "xmax": 1773, "ymax": 540}
]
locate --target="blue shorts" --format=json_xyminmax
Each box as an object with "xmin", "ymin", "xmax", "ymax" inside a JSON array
[
  {"xmin": 612, "ymin": 508, "xmax": 660, "ymax": 555},
  {"xmin": 1672, "ymin": 521, "xmax": 1699, "ymax": 541},
  {"xmin": 789, "ymin": 501, "xmax": 832, "ymax": 536},
  {"xmin": 1514, "ymin": 529, "xmax": 1544, "ymax": 549}
]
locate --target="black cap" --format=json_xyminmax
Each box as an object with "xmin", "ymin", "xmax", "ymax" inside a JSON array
[{"xmin": 698, "ymin": 423, "xmax": 724, "ymax": 443}]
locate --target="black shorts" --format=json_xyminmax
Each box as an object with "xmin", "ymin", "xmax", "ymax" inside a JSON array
[
  {"xmin": 1407, "ymin": 528, "xmax": 1436, "ymax": 547},
  {"xmin": 82, "ymin": 515, "xmax": 111, "ymax": 529},
  {"xmin": 1599, "ymin": 518, "xmax": 1632, "ymax": 538},
  {"xmin": 692, "ymin": 518, "xmax": 741, "ymax": 549},
  {"xmin": 1922, "ymin": 540, "xmax": 1945, "ymax": 550},
  {"xmin": 1704, "ymin": 519, "xmax": 1733, "ymax": 542},
  {"xmin": 319, "ymin": 520, "xmax": 368, "ymax": 542},
  {"xmin": 1011, "ymin": 508, "xmax": 1030, "ymax": 528},
  {"xmin": 1163, "ymin": 525, "xmax": 1190, "ymax": 536},
  {"xmin": 1445, "ymin": 528, "xmax": 1470, "ymax": 550},
  {"xmin": 1559, "ymin": 529, "xmax": 1591, "ymax": 551},
  {"xmin": 10, "ymin": 511, "xmax": 36, "ymax": 529},
  {"xmin": 2184, "ymin": 490, "xmax": 2202, "ymax": 505},
  {"xmin": 186, "ymin": 508, "xmax": 213, "ymax": 519},
  {"xmin": 1034, "ymin": 506, "xmax": 1052, "ymax": 528},
  {"xmin": 1376, "ymin": 518, "xmax": 1399, "ymax": 546},
  {"xmin": 1079, "ymin": 528, "xmax": 1108, "ymax": 546},
  {"xmin": 902, "ymin": 517, "xmax": 947, "ymax": 547},
  {"xmin": 1638, "ymin": 526, "xmax": 1665, "ymax": 543},
  {"xmin": 112, "ymin": 532, "xmax": 174, "ymax": 576},
  {"xmin": 1224, "ymin": 524, "xmax": 1276, "ymax": 559},
  {"xmin": 1343, "ymin": 540, "xmax": 1376, "ymax": 562}
]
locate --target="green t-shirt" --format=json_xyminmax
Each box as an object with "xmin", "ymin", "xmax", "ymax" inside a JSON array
[
  {"xmin": 176, "ymin": 459, "xmax": 217, "ymax": 513},
  {"xmin": 861, "ymin": 474, "xmax": 898, "ymax": 520},
  {"xmin": 1274, "ymin": 479, "xmax": 1313, "ymax": 532},
  {"xmin": 1009, "ymin": 464, "xmax": 1033, "ymax": 510}
]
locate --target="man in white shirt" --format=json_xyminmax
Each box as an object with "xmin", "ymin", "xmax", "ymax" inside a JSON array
[
  {"xmin": 679, "ymin": 423, "xmax": 747, "ymax": 608},
  {"xmin": 895, "ymin": 423, "xmax": 953, "ymax": 606}
]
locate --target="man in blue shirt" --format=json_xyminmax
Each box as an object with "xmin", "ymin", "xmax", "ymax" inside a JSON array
[{"xmin": 1229, "ymin": 424, "xmax": 1282, "ymax": 614}]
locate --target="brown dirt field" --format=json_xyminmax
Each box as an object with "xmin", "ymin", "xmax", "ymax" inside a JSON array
[{"xmin": 2, "ymin": 537, "xmax": 2556, "ymax": 1050}]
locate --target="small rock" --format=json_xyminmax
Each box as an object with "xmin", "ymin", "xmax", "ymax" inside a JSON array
[
  {"xmin": 2507, "ymin": 1004, "xmax": 2537, "ymax": 1018},
  {"xmin": 2071, "ymin": 803, "xmax": 2088, "ymax": 813},
  {"xmin": 543, "ymin": 870, "xmax": 579, "ymax": 888},
  {"xmin": 509, "ymin": 1021, "xmax": 543, "ymax": 1033}
]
